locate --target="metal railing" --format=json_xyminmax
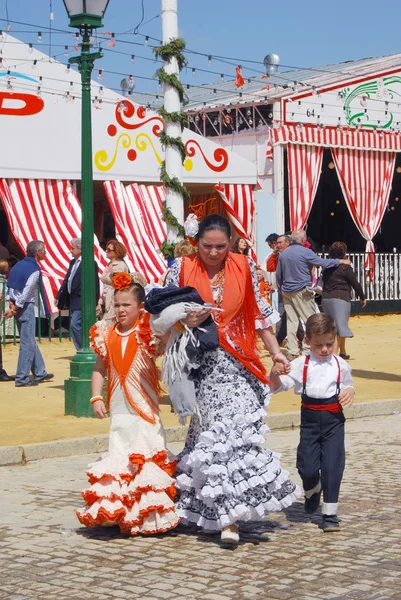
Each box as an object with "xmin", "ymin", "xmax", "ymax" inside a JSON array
[{"xmin": 318, "ymin": 252, "xmax": 401, "ymax": 302}]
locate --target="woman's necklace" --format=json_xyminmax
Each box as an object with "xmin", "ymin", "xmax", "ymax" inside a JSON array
[
  {"xmin": 209, "ymin": 266, "xmax": 225, "ymax": 320},
  {"xmin": 114, "ymin": 324, "xmax": 136, "ymax": 337}
]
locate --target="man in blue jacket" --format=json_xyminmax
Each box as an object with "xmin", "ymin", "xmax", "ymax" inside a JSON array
[
  {"xmin": 276, "ymin": 230, "xmax": 350, "ymax": 359},
  {"xmin": 55, "ymin": 238, "xmax": 100, "ymax": 351},
  {"xmin": 5, "ymin": 240, "xmax": 53, "ymax": 387}
]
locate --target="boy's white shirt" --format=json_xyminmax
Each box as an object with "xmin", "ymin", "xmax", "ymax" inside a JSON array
[{"xmin": 273, "ymin": 352, "xmax": 354, "ymax": 398}]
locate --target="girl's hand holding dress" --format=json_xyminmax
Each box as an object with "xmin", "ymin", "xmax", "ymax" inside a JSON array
[{"xmin": 92, "ymin": 400, "xmax": 108, "ymax": 419}]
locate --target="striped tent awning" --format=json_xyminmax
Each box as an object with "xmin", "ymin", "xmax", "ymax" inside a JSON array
[
  {"xmin": 266, "ymin": 124, "xmax": 401, "ymax": 158},
  {"xmin": 0, "ymin": 179, "xmax": 108, "ymax": 313}
]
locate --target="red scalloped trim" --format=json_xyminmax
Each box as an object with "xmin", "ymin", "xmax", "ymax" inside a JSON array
[
  {"xmin": 77, "ymin": 503, "xmax": 179, "ymax": 534},
  {"xmin": 81, "ymin": 483, "xmax": 176, "ymax": 508},
  {"xmin": 76, "ymin": 506, "xmax": 126, "ymax": 528},
  {"xmin": 87, "ymin": 470, "xmax": 133, "ymax": 486}
]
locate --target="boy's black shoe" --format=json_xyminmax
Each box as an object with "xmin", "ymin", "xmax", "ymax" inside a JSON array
[
  {"xmin": 320, "ymin": 514, "xmax": 341, "ymax": 532},
  {"xmin": 304, "ymin": 489, "xmax": 322, "ymax": 513}
]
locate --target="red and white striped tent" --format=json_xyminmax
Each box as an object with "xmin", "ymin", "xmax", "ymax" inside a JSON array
[
  {"xmin": 0, "ymin": 36, "xmax": 258, "ymax": 310},
  {"xmin": 266, "ymin": 62, "xmax": 401, "ymax": 270}
]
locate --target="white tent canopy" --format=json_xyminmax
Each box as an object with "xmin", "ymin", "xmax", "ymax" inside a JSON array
[{"xmin": 0, "ymin": 36, "xmax": 257, "ymax": 184}]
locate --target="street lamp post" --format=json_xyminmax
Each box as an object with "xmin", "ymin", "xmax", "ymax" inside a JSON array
[{"xmin": 63, "ymin": 0, "xmax": 109, "ymax": 417}]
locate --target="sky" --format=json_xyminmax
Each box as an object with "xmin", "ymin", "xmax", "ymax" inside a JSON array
[{"xmin": 2, "ymin": 0, "xmax": 401, "ymax": 101}]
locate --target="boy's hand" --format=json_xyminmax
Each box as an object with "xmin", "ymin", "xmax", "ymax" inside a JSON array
[{"xmin": 338, "ymin": 387, "xmax": 354, "ymax": 407}]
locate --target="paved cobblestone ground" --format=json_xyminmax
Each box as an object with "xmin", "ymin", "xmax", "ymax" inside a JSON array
[{"xmin": 1, "ymin": 415, "xmax": 400, "ymax": 600}]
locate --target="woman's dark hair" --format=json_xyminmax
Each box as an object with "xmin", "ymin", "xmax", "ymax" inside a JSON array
[
  {"xmin": 265, "ymin": 233, "xmax": 279, "ymax": 243},
  {"xmin": 114, "ymin": 283, "xmax": 145, "ymax": 304},
  {"xmin": 231, "ymin": 237, "xmax": 249, "ymax": 255},
  {"xmin": 329, "ymin": 241, "xmax": 347, "ymax": 259},
  {"xmin": 197, "ymin": 214, "xmax": 231, "ymax": 240}
]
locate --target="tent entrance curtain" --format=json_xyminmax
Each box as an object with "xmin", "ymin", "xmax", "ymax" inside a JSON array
[
  {"xmin": 287, "ymin": 143, "xmax": 324, "ymax": 231},
  {"xmin": 103, "ymin": 181, "xmax": 167, "ymax": 283},
  {"xmin": 214, "ymin": 183, "xmax": 257, "ymax": 261},
  {"xmin": 331, "ymin": 148, "xmax": 396, "ymax": 276},
  {"xmin": 0, "ymin": 178, "xmax": 107, "ymax": 313}
]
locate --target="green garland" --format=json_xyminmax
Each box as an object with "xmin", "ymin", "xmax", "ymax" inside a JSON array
[
  {"xmin": 153, "ymin": 38, "xmax": 187, "ymax": 71},
  {"xmin": 159, "ymin": 131, "xmax": 187, "ymax": 163},
  {"xmin": 158, "ymin": 107, "xmax": 187, "ymax": 128},
  {"xmin": 154, "ymin": 37, "xmax": 191, "ymax": 259}
]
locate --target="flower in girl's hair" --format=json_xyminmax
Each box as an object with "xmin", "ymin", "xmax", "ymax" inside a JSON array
[{"xmin": 112, "ymin": 272, "xmax": 133, "ymax": 290}]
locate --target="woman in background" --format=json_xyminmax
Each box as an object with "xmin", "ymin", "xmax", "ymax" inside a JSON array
[
  {"xmin": 321, "ymin": 241, "xmax": 366, "ymax": 359},
  {"xmin": 231, "ymin": 237, "xmax": 250, "ymax": 256}
]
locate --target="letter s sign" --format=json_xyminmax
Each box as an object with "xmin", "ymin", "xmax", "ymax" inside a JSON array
[{"xmin": 0, "ymin": 92, "xmax": 44, "ymax": 116}]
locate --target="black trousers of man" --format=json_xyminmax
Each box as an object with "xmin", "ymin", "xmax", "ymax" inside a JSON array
[{"xmin": 296, "ymin": 394, "xmax": 345, "ymax": 506}]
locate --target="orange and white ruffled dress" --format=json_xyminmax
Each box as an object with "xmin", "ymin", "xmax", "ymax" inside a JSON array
[{"xmin": 76, "ymin": 318, "xmax": 180, "ymax": 535}]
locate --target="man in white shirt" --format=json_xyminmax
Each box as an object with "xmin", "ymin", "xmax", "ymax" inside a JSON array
[
  {"xmin": 270, "ymin": 313, "xmax": 354, "ymax": 532},
  {"xmin": 5, "ymin": 240, "xmax": 53, "ymax": 387}
]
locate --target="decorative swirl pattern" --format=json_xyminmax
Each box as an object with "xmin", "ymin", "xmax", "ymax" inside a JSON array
[
  {"xmin": 135, "ymin": 133, "xmax": 163, "ymax": 164},
  {"xmin": 115, "ymin": 100, "xmax": 164, "ymax": 134},
  {"xmin": 184, "ymin": 139, "xmax": 229, "ymax": 172},
  {"xmin": 94, "ymin": 133, "xmax": 132, "ymax": 172}
]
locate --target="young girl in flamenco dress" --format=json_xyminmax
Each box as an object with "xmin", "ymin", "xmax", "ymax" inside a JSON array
[{"xmin": 76, "ymin": 273, "xmax": 180, "ymax": 536}]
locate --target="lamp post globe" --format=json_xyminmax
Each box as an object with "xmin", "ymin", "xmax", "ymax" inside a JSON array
[
  {"xmin": 63, "ymin": 0, "xmax": 110, "ymax": 29},
  {"xmin": 63, "ymin": 0, "xmax": 109, "ymax": 417}
]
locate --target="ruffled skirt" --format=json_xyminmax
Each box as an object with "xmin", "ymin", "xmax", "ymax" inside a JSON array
[
  {"xmin": 77, "ymin": 412, "xmax": 180, "ymax": 535},
  {"xmin": 176, "ymin": 348, "xmax": 300, "ymax": 531}
]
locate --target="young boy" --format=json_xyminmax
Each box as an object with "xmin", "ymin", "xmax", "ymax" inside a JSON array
[{"xmin": 270, "ymin": 313, "xmax": 354, "ymax": 532}]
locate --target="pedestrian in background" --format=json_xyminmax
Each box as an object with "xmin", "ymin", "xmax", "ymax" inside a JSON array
[
  {"xmin": 0, "ymin": 259, "xmax": 14, "ymax": 381},
  {"xmin": 276, "ymin": 230, "xmax": 350, "ymax": 359},
  {"xmin": 97, "ymin": 239, "xmax": 146, "ymax": 327},
  {"xmin": 5, "ymin": 240, "xmax": 53, "ymax": 387},
  {"xmin": 55, "ymin": 238, "xmax": 100, "ymax": 351},
  {"xmin": 321, "ymin": 242, "xmax": 367, "ymax": 359},
  {"xmin": 231, "ymin": 236, "xmax": 250, "ymax": 255}
]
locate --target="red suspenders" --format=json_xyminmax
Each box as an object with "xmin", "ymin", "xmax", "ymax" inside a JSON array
[{"xmin": 301, "ymin": 355, "xmax": 342, "ymax": 413}]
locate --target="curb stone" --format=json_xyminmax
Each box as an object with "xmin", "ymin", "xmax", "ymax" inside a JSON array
[{"xmin": 1, "ymin": 398, "xmax": 400, "ymax": 466}]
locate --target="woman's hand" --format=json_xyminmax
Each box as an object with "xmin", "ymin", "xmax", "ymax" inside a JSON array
[
  {"xmin": 92, "ymin": 400, "xmax": 108, "ymax": 419},
  {"xmin": 271, "ymin": 352, "xmax": 291, "ymax": 372},
  {"xmin": 338, "ymin": 387, "xmax": 354, "ymax": 407},
  {"xmin": 360, "ymin": 299, "xmax": 367, "ymax": 308},
  {"xmin": 181, "ymin": 308, "xmax": 211, "ymax": 328}
]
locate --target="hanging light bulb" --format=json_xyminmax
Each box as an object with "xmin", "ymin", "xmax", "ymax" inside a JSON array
[
  {"xmin": 70, "ymin": 81, "xmax": 74, "ymax": 90},
  {"xmin": 99, "ymin": 86, "xmax": 104, "ymax": 96},
  {"xmin": 158, "ymin": 79, "xmax": 162, "ymax": 88},
  {"xmin": 6, "ymin": 81, "xmax": 13, "ymax": 92},
  {"xmin": 220, "ymin": 73, "xmax": 224, "ymax": 81},
  {"xmin": 213, "ymin": 118, "xmax": 218, "ymax": 126},
  {"xmin": 195, "ymin": 114, "xmax": 200, "ymax": 122},
  {"xmin": 130, "ymin": 54, "xmax": 135, "ymax": 62},
  {"xmin": 249, "ymin": 119, "xmax": 253, "ymax": 125},
  {"xmin": 98, "ymin": 68, "xmax": 103, "ymax": 79},
  {"xmin": 144, "ymin": 36, "xmax": 149, "ymax": 46},
  {"xmin": 213, "ymin": 89, "xmax": 217, "ymax": 95},
  {"xmin": 37, "ymin": 32, "xmax": 42, "ymax": 43},
  {"xmin": 192, "ymin": 68, "xmax": 196, "ymax": 76},
  {"xmin": 28, "ymin": 43, "xmax": 33, "ymax": 53},
  {"xmin": 66, "ymin": 64, "xmax": 71, "ymax": 74},
  {"xmin": 64, "ymin": 91, "xmax": 70, "ymax": 103},
  {"xmin": 208, "ymin": 55, "xmax": 212, "ymax": 64},
  {"xmin": 246, "ymin": 108, "xmax": 252, "ymax": 116},
  {"xmin": 0, "ymin": 31, "xmax": 3, "ymax": 40},
  {"xmin": 238, "ymin": 117, "xmax": 243, "ymax": 125},
  {"xmin": 186, "ymin": 84, "xmax": 190, "ymax": 90},
  {"xmin": 32, "ymin": 60, "xmax": 37, "ymax": 70},
  {"xmin": 37, "ymin": 86, "xmax": 41, "ymax": 97},
  {"xmin": 64, "ymin": 46, "xmax": 68, "ymax": 56}
]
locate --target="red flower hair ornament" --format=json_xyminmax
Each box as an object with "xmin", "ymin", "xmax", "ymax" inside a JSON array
[{"xmin": 111, "ymin": 272, "xmax": 133, "ymax": 291}]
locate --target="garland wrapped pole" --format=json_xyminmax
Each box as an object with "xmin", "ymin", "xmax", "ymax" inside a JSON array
[{"xmin": 160, "ymin": 0, "xmax": 185, "ymax": 250}]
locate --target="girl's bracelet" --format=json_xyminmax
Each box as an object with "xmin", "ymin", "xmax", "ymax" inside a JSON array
[{"xmin": 90, "ymin": 395, "xmax": 104, "ymax": 405}]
